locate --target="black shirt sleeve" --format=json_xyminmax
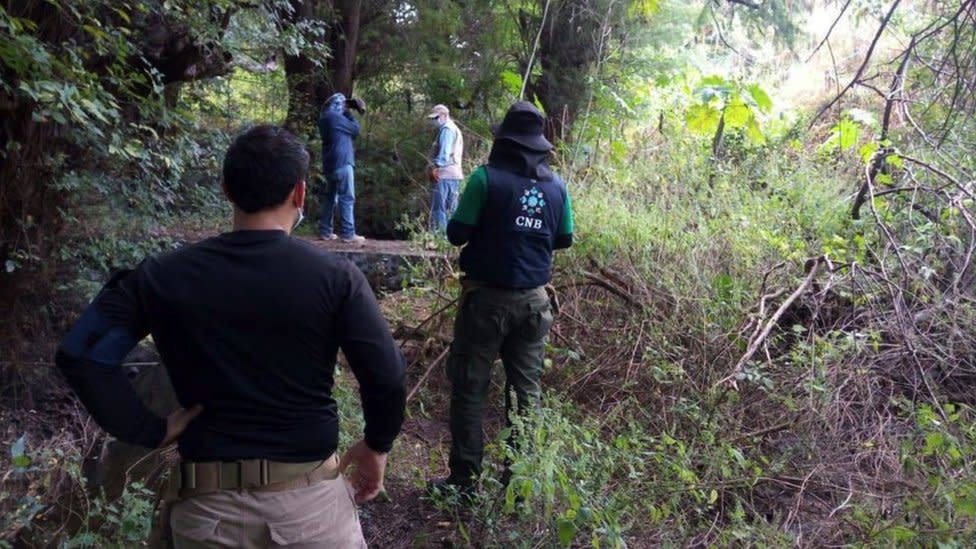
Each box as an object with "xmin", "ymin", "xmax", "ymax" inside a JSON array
[
  {"xmin": 554, "ymin": 233, "xmax": 573, "ymax": 249},
  {"xmin": 335, "ymin": 266, "xmax": 406, "ymax": 453},
  {"xmin": 446, "ymin": 220, "xmax": 473, "ymax": 246},
  {"xmin": 54, "ymin": 268, "xmax": 167, "ymax": 448}
]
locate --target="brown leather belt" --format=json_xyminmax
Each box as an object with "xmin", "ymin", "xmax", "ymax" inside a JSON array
[{"xmin": 176, "ymin": 453, "xmax": 339, "ymax": 498}]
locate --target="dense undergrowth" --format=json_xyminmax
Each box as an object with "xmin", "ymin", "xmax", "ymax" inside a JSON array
[
  {"xmin": 4, "ymin": 112, "xmax": 976, "ymax": 547},
  {"xmin": 414, "ymin": 123, "xmax": 976, "ymax": 547},
  {"xmin": 3, "ymin": 1, "xmax": 975, "ymax": 547},
  {"xmin": 2, "ymin": 109, "xmax": 975, "ymax": 548},
  {"xmin": 4, "ymin": 22, "xmax": 976, "ymax": 549}
]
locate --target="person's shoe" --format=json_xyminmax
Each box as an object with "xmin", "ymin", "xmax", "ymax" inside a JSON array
[
  {"xmin": 319, "ymin": 233, "xmax": 338, "ymax": 241},
  {"xmin": 426, "ymin": 477, "xmax": 475, "ymax": 500},
  {"xmin": 340, "ymin": 234, "xmax": 366, "ymax": 243}
]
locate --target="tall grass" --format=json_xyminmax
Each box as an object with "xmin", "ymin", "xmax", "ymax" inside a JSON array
[{"xmin": 439, "ymin": 132, "xmax": 976, "ymax": 547}]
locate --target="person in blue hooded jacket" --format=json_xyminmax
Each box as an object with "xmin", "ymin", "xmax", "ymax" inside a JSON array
[{"xmin": 318, "ymin": 93, "xmax": 366, "ymax": 243}]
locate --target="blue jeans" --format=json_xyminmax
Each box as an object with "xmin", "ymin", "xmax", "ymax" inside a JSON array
[
  {"xmin": 431, "ymin": 178, "xmax": 460, "ymax": 232},
  {"xmin": 320, "ymin": 165, "xmax": 356, "ymax": 238}
]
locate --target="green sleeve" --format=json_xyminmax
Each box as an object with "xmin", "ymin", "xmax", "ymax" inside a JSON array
[
  {"xmin": 451, "ymin": 166, "xmax": 487, "ymax": 225},
  {"xmin": 558, "ymin": 190, "xmax": 574, "ymax": 235}
]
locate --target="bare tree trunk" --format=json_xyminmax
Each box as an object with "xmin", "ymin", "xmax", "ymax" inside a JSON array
[
  {"xmin": 707, "ymin": 113, "xmax": 726, "ymax": 189},
  {"xmin": 283, "ymin": 0, "xmax": 330, "ymax": 132},
  {"xmin": 284, "ymin": 53, "xmax": 329, "ymax": 134},
  {"xmin": 283, "ymin": 0, "xmax": 362, "ymax": 132},
  {"xmin": 331, "ymin": 0, "xmax": 362, "ymax": 96},
  {"xmin": 524, "ymin": 0, "xmax": 610, "ymax": 145}
]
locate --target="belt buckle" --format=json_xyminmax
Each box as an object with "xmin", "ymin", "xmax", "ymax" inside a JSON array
[
  {"xmin": 180, "ymin": 462, "xmax": 196, "ymax": 490},
  {"xmin": 238, "ymin": 459, "xmax": 269, "ymax": 489},
  {"xmin": 219, "ymin": 461, "xmax": 239, "ymax": 490}
]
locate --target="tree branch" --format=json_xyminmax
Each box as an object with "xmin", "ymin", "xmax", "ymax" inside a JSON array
[
  {"xmin": 809, "ymin": 0, "xmax": 902, "ymax": 128},
  {"xmin": 851, "ymin": 35, "xmax": 914, "ymax": 219},
  {"xmin": 805, "ymin": 0, "xmax": 853, "ymax": 63},
  {"xmin": 724, "ymin": 0, "xmax": 761, "ymax": 8},
  {"xmin": 406, "ymin": 347, "xmax": 450, "ymax": 403},
  {"xmin": 715, "ymin": 258, "xmax": 822, "ymax": 390}
]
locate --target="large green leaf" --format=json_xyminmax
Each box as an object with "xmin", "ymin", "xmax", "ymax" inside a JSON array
[
  {"xmin": 557, "ymin": 517, "xmax": 577, "ymax": 546},
  {"xmin": 723, "ymin": 99, "xmax": 752, "ymax": 129},
  {"xmin": 628, "ymin": 0, "xmax": 660, "ymax": 18},
  {"xmin": 835, "ymin": 119, "xmax": 860, "ymax": 150},
  {"xmin": 700, "ymin": 75, "xmax": 729, "ymax": 87},
  {"xmin": 500, "ymin": 70, "xmax": 523, "ymax": 98},
  {"xmin": 746, "ymin": 118, "xmax": 766, "ymax": 144},
  {"xmin": 694, "ymin": 85, "xmax": 731, "ymax": 104},
  {"xmin": 859, "ymin": 141, "xmax": 880, "ymax": 163},
  {"xmin": 694, "ymin": 76, "xmax": 732, "ymax": 104},
  {"xmin": 686, "ymin": 103, "xmax": 721, "ymax": 135},
  {"xmin": 745, "ymin": 83, "xmax": 773, "ymax": 113}
]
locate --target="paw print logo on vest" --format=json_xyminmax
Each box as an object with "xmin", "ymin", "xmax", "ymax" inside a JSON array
[{"xmin": 520, "ymin": 187, "xmax": 546, "ymax": 217}]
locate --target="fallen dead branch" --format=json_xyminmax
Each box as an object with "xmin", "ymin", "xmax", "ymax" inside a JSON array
[
  {"xmin": 406, "ymin": 346, "xmax": 450, "ymax": 403},
  {"xmin": 716, "ymin": 257, "xmax": 823, "ymax": 390}
]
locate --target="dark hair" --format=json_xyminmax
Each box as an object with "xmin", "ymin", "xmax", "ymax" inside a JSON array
[{"xmin": 222, "ymin": 125, "xmax": 309, "ymax": 213}]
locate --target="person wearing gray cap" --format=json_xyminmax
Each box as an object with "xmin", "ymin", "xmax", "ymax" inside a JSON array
[{"xmin": 427, "ymin": 104, "xmax": 464, "ymax": 232}]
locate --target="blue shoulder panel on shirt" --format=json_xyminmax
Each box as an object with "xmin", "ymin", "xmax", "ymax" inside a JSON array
[
  {"xmin": 58, "ymin": 271, "xmax": 141, "ymax": 367},
  {"xmin": 59, "ymin": 300, "xmax": 140, "ymax": 367}
]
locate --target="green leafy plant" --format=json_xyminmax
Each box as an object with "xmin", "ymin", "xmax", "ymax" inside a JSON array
[
  {"xmin": 686, "ymin": 76, "xmax": 772, "ymax": 146},
  {"xmin": 819, "ymin": 108, "xmax": 877, "ymax": 154},
  {"xmin": 2, "ymin": 436, "xmax": 156, "ymax": 548}
]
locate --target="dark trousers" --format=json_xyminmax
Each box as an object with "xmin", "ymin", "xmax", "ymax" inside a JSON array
[{"xmin": 446, "ymin": 284, "xmax": 554, "ymax": 484}]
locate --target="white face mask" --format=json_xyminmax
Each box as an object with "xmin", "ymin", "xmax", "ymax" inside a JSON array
[
  {"xmin": 430, "ymin": 116, "xmax": 443, "ymax": 127},
  {"xmin": 291, "ymin": 207, "xmax": 304, "ymax": 232}
]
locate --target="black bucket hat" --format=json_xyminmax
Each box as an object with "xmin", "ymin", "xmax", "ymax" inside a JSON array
[{"xmin": 491, "ymin": 101, "xmax": 553, "ymax": 152}]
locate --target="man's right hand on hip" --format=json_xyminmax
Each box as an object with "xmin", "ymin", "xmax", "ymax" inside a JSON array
[{"xmin": 159, "ymin": 404, "xmax": 203, "ymax": 448}]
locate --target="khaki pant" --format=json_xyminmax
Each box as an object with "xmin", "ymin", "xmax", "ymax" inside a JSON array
[{"xmin": 170, "ymin": 476, "xmax": 366, "ymax": 548}]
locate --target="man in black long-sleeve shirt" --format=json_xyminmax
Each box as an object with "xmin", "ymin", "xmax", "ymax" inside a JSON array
[{"xmin": 55, "ymin": 125, "xmax": 405, "ymax": 548}]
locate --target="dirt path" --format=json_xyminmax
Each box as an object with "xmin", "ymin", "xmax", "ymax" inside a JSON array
[
  {"xmin": 359, "ymin": 409, "xmax": 511, "ymax": 548},
  {"xmin": 360, "ymin": 417, "xmax": 454, "ymax": 547}
]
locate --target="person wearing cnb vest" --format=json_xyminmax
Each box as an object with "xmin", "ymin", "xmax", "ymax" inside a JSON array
[
  {"xmin": 426, "ymin": 103, "xmax": 465, "ymax": 232},
  {"xmin": 431, "ymin": 101, "xmax": 575, "ymax": 493},
  {"xmin": 55, "ymin": 126, "xmax": 405, "ymax": 548}
]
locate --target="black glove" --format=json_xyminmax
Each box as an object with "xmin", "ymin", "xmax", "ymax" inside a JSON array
[{"xmin": 345, "ymin": 98, "xmax": 366, "ymax": 114}]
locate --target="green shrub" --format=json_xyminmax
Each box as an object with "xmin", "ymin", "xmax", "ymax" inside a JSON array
[{"xmin": 1, "ymin": 436, "xmax": 156, "ymax": 548}]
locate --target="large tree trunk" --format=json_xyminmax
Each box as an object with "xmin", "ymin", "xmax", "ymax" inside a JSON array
[
  {"xmin": 524, "ymin": 0, "xmax": 612, "ymax": 144},
  {"xmin": 284, "ymin": 0, "xmax": 363, "ymax": 132},
  {"xmin": 331, "ymin": 0, "xmax": 362, "ymax": 96},
  {"xmin": 284, "ymin": 0, "xmax": 330, "ymax": 132}
]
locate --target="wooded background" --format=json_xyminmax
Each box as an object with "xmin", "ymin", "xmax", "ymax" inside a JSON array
[{"xmin": 2, "ymin": 1, "xmax": 976, "ymax": 547}]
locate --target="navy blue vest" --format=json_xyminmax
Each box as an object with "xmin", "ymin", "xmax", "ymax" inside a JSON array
[{"xmin": 459, "ymin": 166, "xmax": 567, "ymax": 289}]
